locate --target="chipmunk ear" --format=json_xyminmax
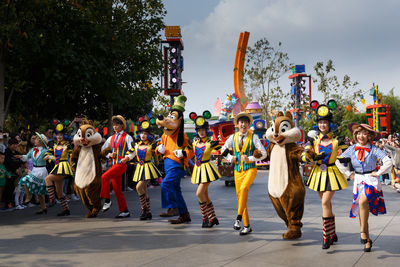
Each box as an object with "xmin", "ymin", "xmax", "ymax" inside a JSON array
[
  {"xmin": 285, "ymin": 111, "xmax": 293, "ymax": 120},
  {"xmin": 277, "ymin": 111, "xmax": 284, "ymax": 117}
]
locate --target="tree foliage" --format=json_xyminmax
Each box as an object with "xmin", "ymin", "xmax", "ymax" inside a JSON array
[
  {"xmin": 244, "ymin": 38, "xmax": 291, "ymax": 121},
  {"xmin": 302, "ymin": 60, "xmax": 365, "ymax": 137},
  {"xmin": 0, "ymin": 0, "xmax": 166, "ymax": 130}
]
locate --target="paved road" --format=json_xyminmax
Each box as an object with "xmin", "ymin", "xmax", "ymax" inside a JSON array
[{"xmin": 1, "ymin": 170, "xmax": 399, "ymax": 267}]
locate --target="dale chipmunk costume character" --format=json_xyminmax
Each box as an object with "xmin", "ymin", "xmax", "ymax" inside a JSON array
[
  {"xmin": 71, "ymin": 120, "xmax": 105, "ymax": 218},
  {"xmin": 156, "ymin": 95, "xmax": 193, "ymax": 224},
  {"xmin": 187, "ymin": 110, "xmax": 221, "ymax": 228},
  {"xmin": 265, "ymin": 111, "xmax": 315, "ymax": 239},
  {"xmin": 221, "ymin": 112, "xmax": 267, "ymax": 235}
]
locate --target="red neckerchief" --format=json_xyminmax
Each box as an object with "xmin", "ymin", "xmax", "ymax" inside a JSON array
[
  {"xmin": 355, "ymin": 146, "xmax": 370, "ymax": 162},
  {"xmin": 33, "ymin": 147, "xmax": 39, "ymax": 157}
]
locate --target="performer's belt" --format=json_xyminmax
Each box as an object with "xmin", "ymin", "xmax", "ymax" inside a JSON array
[
  {"xmin": 355, "ymin": 170, "xmax": 374, "ymax": 174},
  {"xmin": 34, "ymin": 165, "xmax": 46, "ymax": 168},
  {"xmin": 316, "ymin": 163, "xmax": 335, "ymax": 167},
  {"xmin": 201, "ymin": 160, "xmax": 210, "ymax": 164}
]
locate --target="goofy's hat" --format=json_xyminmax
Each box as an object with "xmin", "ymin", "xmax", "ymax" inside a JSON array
[{"xmin": 171, "ymin": 95, "xmax": 187, "ymax": 113}]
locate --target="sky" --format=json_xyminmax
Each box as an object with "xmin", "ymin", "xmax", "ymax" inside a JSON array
[{"xmin": 163, "ymin": 0, "xmax": 400, "ymax": 116}]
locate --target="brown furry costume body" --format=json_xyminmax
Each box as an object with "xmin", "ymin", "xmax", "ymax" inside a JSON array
[
  {"xmin": 266, "ymin": 111, "xmax": 314, "ymax": 239},
  {"xmin": 71, "ymin": 121, "xmax": 105, "ymax": 218}
]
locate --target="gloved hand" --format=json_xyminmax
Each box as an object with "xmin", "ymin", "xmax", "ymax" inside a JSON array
[
  {"xmin": 174, "ymin": 149, "xmax": 183, "ymax": 158},
  {"xmin": 314, "ymin": 152, "xmax": 325, "ymax": 161},
  {"xmin": 157, "ymin": 144, "xmax": 165, "ymax": 154}
]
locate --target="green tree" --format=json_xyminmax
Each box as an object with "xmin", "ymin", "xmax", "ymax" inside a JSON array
[
  {"xmin": 302, "ymin": 60, "xmax": 365, "ymax": 137},
  {"xmin": 1, "ymin": 0, "xmax": 165, "ymax": 131},
  {"xmin": 313, "ymin": 60, "xmax": 362, "ymax": 102},
  {"xmin": 244, "ymin": 38, "xmax": 292, "ymax": 121}
]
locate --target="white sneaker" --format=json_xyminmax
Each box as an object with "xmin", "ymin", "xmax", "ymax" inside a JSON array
[
  {"xmin": 15, "ymin": 205, "xmax": 25, "ymax": 210},
  {"xmin": 115, "ymin": 211, "xmax": 130, "ymax": 218},
  {"xmin": 240, "ymin": 226, "xmax": 252, "ymax": 235},
  {"xmin": 102, "ymin": 201, "xmax": 112, "ymax": 212},
  {"xmin": 27, "ymin": 203, "xmax": 37, "ymax": 207},
  {"xmin": 71, "ymin": 195, "xmax": 80, "ymax": 201},
  {"xmin": 233, "ymin": 219, "xmax": 241, "ymax": 230},
  {"xmin": 126, "ymin": 186, "xmax": 134, "ymax": 192}
]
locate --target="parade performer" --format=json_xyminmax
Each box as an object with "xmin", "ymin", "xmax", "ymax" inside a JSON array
[
  {"xmin": 302, "ymin": 100, "xmax": 348, "ymax": 248},
  {"xmin": 44, "ymin": 124, "xmax": 74, "ymax": 216},
  {"xmin": 265, "ymin": 111, "xmax": 314, "ymax": 239},
  {"xmin": 71, "ymin": 120, "xmax": 104, "ymax": 218},
  {"xmin": 221, "ymin": 112, "xmax": 266, "ymax": 235},
  {"xmin": 100, "ymin": 115, "xmax": 135, "ymax": 218},
  {"xmin": 19, "ymin": 133, "xmax": 49, "ymax": 214},
  {"xmin": 188, "ymin": 111, "xmax": 221, "ymax": 228},
  {"xmin": 156, "ymin": 95, "xmax": 192, "ymax": 224},
  {"xmin": 336, "ymin": 123, "xmax": 392, "ymax": 252},
  {"xmin": 124, "ymin": 117, "xmax": 161, "ymax": 220}
]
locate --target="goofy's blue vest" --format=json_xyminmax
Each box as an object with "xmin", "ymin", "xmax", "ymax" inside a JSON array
[{"xmin": 233, "ymin": 132, "xmax": 256, "ymax": 172}]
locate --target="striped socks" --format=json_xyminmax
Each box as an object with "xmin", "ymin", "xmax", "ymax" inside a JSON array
[
  {"xmin": 206, "ymin": 202, "xmax": 217, "ymax": 223},
  {"xmin": 47, "ymin": 185, "xmax": 56, "ymax": 203},
  {"xmin": 199, "ymin": 202, "xmax": 208, "ymax": 223}
]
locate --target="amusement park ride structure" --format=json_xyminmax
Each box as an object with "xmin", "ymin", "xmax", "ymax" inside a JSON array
[{"xmin": 366, "ymin": 83, "xmax": 391, "ymax": 137}]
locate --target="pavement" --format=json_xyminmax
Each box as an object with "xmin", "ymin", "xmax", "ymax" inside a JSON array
[{"xmin": 1, "ymin": 170, "xmax": 400, "ymax": 267}]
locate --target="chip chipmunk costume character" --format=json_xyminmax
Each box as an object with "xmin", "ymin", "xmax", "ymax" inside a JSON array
[
  {"xmin": 301, "ymin": 100, "xmax": 349, "ymax": 248},
  {"xmin": 127, "ymin": 117, "xmax": 161, "ymax": 220},
  {"xmin": 156, "ymin": 95, "xmax": 193, "ymax": 224},
  {"xmin": 221, "ymin": 112, "xmax": 267, "ymax": 235},
  {"xmin": 71, "ymin": 120, "xmax": 105, "ymax": 218},
  {"xmin": 187, "ymin": 110, "xmax": 221, "ymax": 228},
  {"xmin": 265, "ymin": 111, "xmax": 314, "ymax": 239}
]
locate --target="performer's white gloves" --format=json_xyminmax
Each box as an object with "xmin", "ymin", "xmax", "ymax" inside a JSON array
[
  {"xmin": 157, "ymin": 144, "xmax": 165, "ymax": 154},
  {"xmin": 173, "ymin": 149, "xmax": 183, "ymax": 158}
]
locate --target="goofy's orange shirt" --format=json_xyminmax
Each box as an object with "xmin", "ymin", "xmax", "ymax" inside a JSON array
[{"xmin": 158, "ymin": 130, "xmax": 193, "ymax": 167}]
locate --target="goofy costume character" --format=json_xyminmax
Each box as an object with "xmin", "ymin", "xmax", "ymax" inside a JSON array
[
  {"xmin": 100, "ymin": 115, "xmax": 135, "ymax": 218},
  {"xmin": 156, "ymin": 95, "xmax": 193, "ymax": 224}
]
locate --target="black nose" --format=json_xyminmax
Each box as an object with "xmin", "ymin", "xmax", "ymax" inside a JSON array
[
  {"xmin": 157, "ymin": 115, "xmax": 164, "ymax": 121},
  {"xmin": 274, "ymin": 134, "xmax": 278, "ymax": 138}
]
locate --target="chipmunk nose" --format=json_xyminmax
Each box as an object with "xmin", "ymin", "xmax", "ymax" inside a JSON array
[
  {"xmin": 274, "ymin": 134, "xmax": 278, "ymax": 138},
  {"xmin": 157, "ymin": 115, "xmax": 164, "ymax": 121}
]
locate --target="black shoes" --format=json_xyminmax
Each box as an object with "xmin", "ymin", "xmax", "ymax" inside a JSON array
[
  {"xmin": 140, "ymin": 211, "xmax": 152, "ymax": 220},
  {"xmin": 36, "ymin": 209, "xmax": 47, "ymax": 215},
  {"xmin": 57, "ymin": 210, "xmax": 70, "ymax": 216},
  {"xmin": 364, "ymin": 239, "xmax": 373, "ymax": 252}
]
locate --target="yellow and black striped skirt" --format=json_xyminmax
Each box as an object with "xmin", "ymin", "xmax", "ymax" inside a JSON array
[
  {"xmin": 307, "ymin": 164, "xmax": 348, "ymax": 192},
  {"xmin": 133, "ymin": 162, "xmax": 162, "ymax": 182},
  {"xmin": 50, "ymin": 161, "xmax": 74, "ymax": 177},
  {"xmin": 191, "ymin": 161, "xmax": 221, "ymax": 184}
]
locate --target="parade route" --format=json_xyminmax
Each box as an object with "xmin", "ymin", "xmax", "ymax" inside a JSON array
[{"xmin": 1, "ymin": 170, "xmax": 399, "ymax": 267}]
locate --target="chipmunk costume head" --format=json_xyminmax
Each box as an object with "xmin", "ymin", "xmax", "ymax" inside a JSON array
[
  {"xmin": 265, "ymin": 110, "xmax": 305, "ymax": 239},
  {"xmin": 266, "ymin": 111, "xmax": 301, "ymax": 146},
  {"xmin": 71, "ymin": 119, "xmax": 104, "ymax": 218}
]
